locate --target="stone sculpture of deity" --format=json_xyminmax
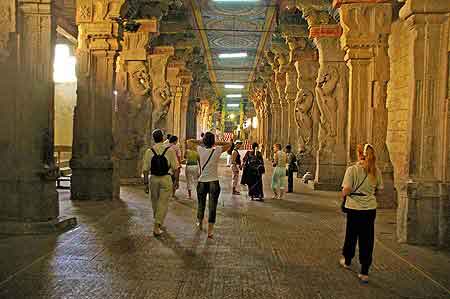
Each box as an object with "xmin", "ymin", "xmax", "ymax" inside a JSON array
[{"xmin": 294, "ymin": 88, "xmax": 314, "ymax": 151}]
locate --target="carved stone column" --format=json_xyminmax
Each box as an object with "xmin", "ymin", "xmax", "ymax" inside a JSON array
[
  {"xmin": 284, "ymin": 34, "xmax": 302, "ymax": 145},
  {"xmin": 71, "ymin": 0, "xmax": 124, "ymax": 200},
  {"xmin": 116, "ymin": 20, "xmax": 157, "ymax": 183},
  {"xmin": 273, "ymin": 45, "xmax": 290, "ymax": 145},
  {"xmin": 0, "ymin": 0, "xmax": 76, "ymax": 233},
  {"xmin": 387, "ymin": 1, "xmax": 450, "ymax": 246},
  {"xmin": 294, "ymin": 42, "xmax": 319, "ymax": 178},
  {"xmin": 305, "ymin": 10, "xmax": 349, "ymax": 190},
  {"xmin": 148, "ymin": 46, "xmax": 174, "ymax": 133},
  {"xmin": 179, "ymin": 71, "xmax": 192, "ymax": 142},
  {"xmin": 335, "ymin": 0, "xmax": 396, "ymax": 208}
]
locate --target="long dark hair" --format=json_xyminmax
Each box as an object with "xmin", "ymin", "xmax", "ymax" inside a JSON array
[{"xmin": 203, "ymin": 132, "xmax": 215, "ymax": 148}]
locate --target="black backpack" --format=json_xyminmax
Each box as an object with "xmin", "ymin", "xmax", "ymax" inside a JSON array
[{"xmin": 150, "ymin": 147, "xmax": 170, "ymax": 176}]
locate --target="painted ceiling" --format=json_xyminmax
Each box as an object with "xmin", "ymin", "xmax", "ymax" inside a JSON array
[{"xmin": 190, "ymin": 0, "xmax": 276, "ymax": 108}]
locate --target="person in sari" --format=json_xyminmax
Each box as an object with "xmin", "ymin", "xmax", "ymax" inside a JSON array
[{"xmin": 241, "ymin": 142, "xmax": 265, "ymax": 201}]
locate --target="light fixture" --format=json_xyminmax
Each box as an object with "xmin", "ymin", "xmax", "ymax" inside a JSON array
[
  {"xmin": 225, "ymin": 84, "xmax": 244, "ymax": 89},
  {"xmin": 229, "ymin": 113, "xmax": 236, "ymax": 120},
  {"xmin": 113, "ymin": 90, "xmax": 118, "ymax": 96},
  {"xmin": 54, "ymin": 44, "xmax": 77, "ymax": 83},
  {"xmin": 214, "ymin": 0, "xmax": 258, "ymax": 2},
  {"xmin": 227, "ymin": 103, "xmax": 239, "ymax": 108},
  {"xmin": 226, "ymin": 94, "xmax": 242, "ymax": 98},
  {"xmin": 218, "ymin": 52, "xmax": 247, "ymax": 59}
]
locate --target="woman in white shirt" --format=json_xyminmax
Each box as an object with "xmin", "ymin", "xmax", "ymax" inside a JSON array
[
  {"xmin": 271, "ymin": 143, "xmax": 287, "ymax": 199},
  {"xmin": 188, "ymin": 132, "xmax": 232, "ymax": 238},
  {"xmin": 340, "ymin": 144, "xmax": 384, "ymax": 283}
]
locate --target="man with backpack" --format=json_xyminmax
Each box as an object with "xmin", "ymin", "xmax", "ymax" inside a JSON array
[{"xmin": 142, "ymin": 129, "xmax": 178, "ymax": 236}]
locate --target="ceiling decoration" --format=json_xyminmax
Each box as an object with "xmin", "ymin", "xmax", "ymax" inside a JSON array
[{"xmin": 190, "ymin": 0, "xmax": 276, "ymax": 104}]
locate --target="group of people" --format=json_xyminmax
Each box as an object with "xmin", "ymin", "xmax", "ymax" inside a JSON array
[
  {"xmin": 143, "ymin": 130, "xmax": 231, "ymax": 238},
  {"xmin": 229, "ymin": 142, "xmax": 297, "ymax": 200},
  {"xmin": 142, "ymin": 129, "xmax": 384, "ymax": 284}
]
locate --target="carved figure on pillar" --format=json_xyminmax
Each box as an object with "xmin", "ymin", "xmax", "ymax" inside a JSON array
[
  {"xmin": 152, "ymin": 84, "xmax": 173, "ymax": 130},
  {"xmin": 294, "ymin": 88, "xmax": 314, "ymax": 151}
]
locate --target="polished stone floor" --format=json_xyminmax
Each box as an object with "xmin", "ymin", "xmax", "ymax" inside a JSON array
[{"xmin": 1, "ymin": 163, "xmax": 449, "ymax": 299}]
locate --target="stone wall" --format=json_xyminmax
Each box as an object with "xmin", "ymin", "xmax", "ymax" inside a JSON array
[
  {"xmin": 54, "ymin": 82, "xmax": 76, "ymax": 147},
  {"xmin": 387, "ymin": 20, "xmax": 411, "ymax": 185}
]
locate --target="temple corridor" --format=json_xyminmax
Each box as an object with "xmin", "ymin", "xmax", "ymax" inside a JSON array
[{"xmin": 0, "ymin": 161, "xmax": 449, "ymax": 299}]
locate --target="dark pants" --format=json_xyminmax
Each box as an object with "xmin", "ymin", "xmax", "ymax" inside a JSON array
[
  {"xmin": 287, "ymin": 169, "xmax": 294, "ymax": 192},
  {"xmin": 342, "ymin": 209, "xmax": 376, "ymax": 275},
  {"xmin": 197, "ymin": 181, "xmax": 221, "ymax": 224}
]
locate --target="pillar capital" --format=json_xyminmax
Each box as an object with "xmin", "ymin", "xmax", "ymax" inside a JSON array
[{"xmin": 332, "ymin": 0, "xmax": 390, "ymax": 8}]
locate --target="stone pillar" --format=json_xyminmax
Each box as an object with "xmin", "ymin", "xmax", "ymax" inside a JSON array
[
  {"xmin": 387, "ymin": 0, "xmax": 450, "ymax": 247},
  {"xmin": 305, "ymin": 10, "xmax": 349, "ymax": 190},
  {"xmin": 115, "ymin": 20, "xmax": 157, "ymax": 183},
  {"xmin": 179, "ymin": 73, "xmax": 192, "ymax": 142},
  {"xmin": 165, "ymin": 59, "xmax": 182, "ymax": 134},
  {"xmin": 0, "ymin": 0, "xmax": 76, "ymax": 233},
  {"xmin": 294, "ymin": 43, "xmax": 319, "ymax": 177},
  {"xmin": 71, "ymin": 0, "xmax": 124, "ymax": 200},
  {"xmin": 273, "ymin": 46, "xmax": 289, "ymax": 145},
  {"xmin": 284, "ymin": 35, "xmax": 301, "ymax": 145},
  {"xmin": 148, "ymin": 46, "xmax": 174, "ymax": 133},
  {"xmin": 335, "ymin": 0, "xmax": 396, "ymax": 208}
]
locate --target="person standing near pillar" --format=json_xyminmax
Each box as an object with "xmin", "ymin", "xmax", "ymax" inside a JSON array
[
  {"xmin": 271, "ymin": 144, "xmax": 287, "ymax": 199},
  {"xmin": 340, "ymin": 144, "xmax": 384, "ymax": 283},
  {"xmin": 184, "ymin": 141, "xmax": 200, "ymax": 199},
  {"xmin": 231, "ymin": 140, "xmax": 243, "ymax": 195},
  {"xmin": 285, "ymin": 144, "xmax": 297, "ymax": 193},
  {"xmin": 168, "ymin": 135, "xmax": 182, "ymax": 199},
  {"xmin": 142, "ymin": 129, "xmax": 178, "ymax": 237}
]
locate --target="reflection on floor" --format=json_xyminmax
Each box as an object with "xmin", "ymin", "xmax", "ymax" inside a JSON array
[{"xmin": 1, "ymin": 163, "xmax": 449, "ymax": 298}]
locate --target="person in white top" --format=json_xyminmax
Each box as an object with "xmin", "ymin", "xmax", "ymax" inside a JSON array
[
  {"xmin": 187, "ymin": 132, "xmax": 232, "ymax": 238},
  {"xmin": 339, "ymin": 144, "xmax": 384, "ymax": 283},
  {"xmin": 271, "ymin": 143, "xmax": 287, "ymax": 199}
]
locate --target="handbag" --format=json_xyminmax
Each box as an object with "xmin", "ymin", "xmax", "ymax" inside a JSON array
[{"xmin": 341, "ymin": 173, "xmax": 368, "ymax": 213}]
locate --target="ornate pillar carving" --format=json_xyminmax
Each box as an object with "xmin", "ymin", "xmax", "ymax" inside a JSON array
[
  {"xmin": 335, "ymin": 0, "xmax": 396, "ymax": 208},
  {"xmin": 304, "ymin": 9, "xmax": 349, "ymax": 190},
  {"xmin": 272, "ymin": 42, "xmax": 290, "ymax": 145},
  {"xmin": 179, "ymin": 71, "xmax": 192, "ymax": 142},
  {"xmin": 387, "ymin": 0, "xmax": 450, "ymax": 246},
  {"xmin": 148, "ymin": 46, "xmax": 174, "ymax": 132},
  {"xmin": 0, "ymin": 0, "xmax": 76, "ymax": 233},
  {"xmin": 264, "ymin": 53, "xmax": 282, "ymax": 145},
  {"xmin": 293, "ymin": 40, "xmax": 319, "ymax": 177},
  {"xmin": 71, "ymin": 0, "xmax": 125, "ymax": 200},
  {"xmin": 116, "ymin": 19, "xmax": 157, "ymax": 183}
]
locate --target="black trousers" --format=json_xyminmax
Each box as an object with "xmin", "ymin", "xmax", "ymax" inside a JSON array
[
  {"xmin": 287, "ymin": 169, "xmax": 294, "ymax": 192},
  {"xmin": 197, "ymin": 181, "xmax": 221, "ymax": 224},
  {"xmin": 342, "ymin": 209, "xmax": 376, "ymax": 275}
]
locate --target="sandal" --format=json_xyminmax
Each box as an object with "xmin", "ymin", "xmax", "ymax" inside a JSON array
[{"xmin": 358, "ymin": 274, "xmax": 369, "ymax": 283}]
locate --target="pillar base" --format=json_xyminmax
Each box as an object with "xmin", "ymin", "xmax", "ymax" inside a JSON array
[
  {"xmin": 70, "ymin": 158, "xmax": 119, "ymax": 201},
  {"xmin": 308, "ymin": 181, "xmax": 342, "ymax": 191},
  {"xmin": 120, "ymin": 178, "xmax": 143, "ymax": 186},
  {"xmin": 377, "ymin": 171, "xmax": 397, "ymax": 209},
  {"xmin": 397, "ymin": 181, "xmax": 450, "ymax": 248},
  {"xmin": 0, "ymin": 216, "xmax": 77, "ymax": 235}
]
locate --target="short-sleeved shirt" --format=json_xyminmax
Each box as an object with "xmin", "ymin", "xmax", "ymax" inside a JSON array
[
  {"xmin": 142, "ymin": 142, "xmax": 178, "ymax": 175},
  {"xmin": 198, "ymin": 145, "xmax": 223, "ymax": 182},
  {"xmin": 168, "ymin": 143, "xmax": 182, "ymax": 168},
  {"xmin": 342, "ymin": 163, "xmax": 384, "ymax": 210}
]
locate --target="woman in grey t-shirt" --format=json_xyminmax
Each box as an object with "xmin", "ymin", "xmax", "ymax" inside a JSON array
[{"xmin": 339, "ymin": 144, "xmax": 384, "ymax": 283}]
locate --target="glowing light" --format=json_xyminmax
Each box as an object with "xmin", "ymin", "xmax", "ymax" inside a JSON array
[
  {"xmin": 226, "ymin": 94, "xmax": 242, "ymax": 98},
  {"xmin": 229, "ymin": 113, "xmax": 236, "ymax": 120},
  {"xmin": 225, "ymin": 84, "xmax": 244, "ymax": 89},
  {"xmin": 113, "ymin": 90, "xmax": 118, "ymax": 96},
  {"xmin": 227, "ymin": 103, "xmax": 239, "ymax": 108},
  {"xmin": 218, "ymin": 52, "xmax": 247, "ymax": 59},
  {"xmin": 252, "ymin": 117, "xmax": 258, "ymax": 129},
  {"xmin": 53, "ymin": 44, "xmax": 77, "ymax": 83}
]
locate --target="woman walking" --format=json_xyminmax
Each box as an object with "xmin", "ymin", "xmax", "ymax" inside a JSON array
[
  {"xmin": 241, "ymin": 142, "xmax": 265, "ymax": 201},
  {"xmin": 184, "ymin": 141, "xmax": 200, "ymax": 199},
  {"xmin": 271, "ymin": 143, "xmax": 287, "ymax": 199},
  {"xmin": 188, "ymin": 132, "xmax": 232, "ymax": 238},
  {"xmin": 340, "ymin": 144, "xmax": 383, "ymax": 283}
]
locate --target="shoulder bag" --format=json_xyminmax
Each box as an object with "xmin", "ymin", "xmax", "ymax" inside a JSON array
[{"xmin": 341, "ymin": 172, "xmax": 368, "ymax": 213}]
